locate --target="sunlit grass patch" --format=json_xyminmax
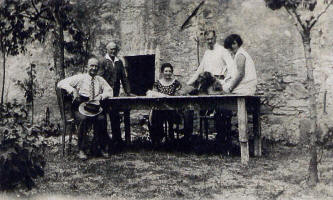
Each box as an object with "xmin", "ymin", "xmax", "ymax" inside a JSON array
[{"xmin": 0, "ymin": 193, "xmax": 128, "ymax": 200}]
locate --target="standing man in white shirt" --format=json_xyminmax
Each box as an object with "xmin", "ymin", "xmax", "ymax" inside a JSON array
[
  {"xmin": 187, "ymin": 30, "xmax": 236, "ymax": 151},
  {"xmin": 57, "ymin": 57, "xmax": 113, "ymax": 159},
  {"xmin": 187, "ymin": 30, "xmax": 236, "ymax": 87}
]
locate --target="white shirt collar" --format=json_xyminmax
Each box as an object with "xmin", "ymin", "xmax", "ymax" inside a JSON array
[{"xmin": 105, "ymin": 54, "xmax": 120, "ymax": 62}]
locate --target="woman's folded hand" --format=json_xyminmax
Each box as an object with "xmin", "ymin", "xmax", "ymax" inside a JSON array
[{"xmin": 146, "ymin": 90, "xmax": 168, "ymax": 97}]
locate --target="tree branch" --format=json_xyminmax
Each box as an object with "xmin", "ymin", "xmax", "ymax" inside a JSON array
[
  {"xmin": 290, "ymin": 7, "xmax": 307, "ymax": 30},
  {"xmin": 284, "ymin": 6, "xmax": 305, "ymax": 33},
  {"xmin": 309, "ymin": 0, "xmax": 333, "ymax": 30},
  {"xmin": 30, "ymin": 0, "xmax": 51, "ymax": 20},
  {"xmin": 31, "ymin": 0, "xmax": 40, "ymax": 15},
  {"xmin": 13, "ymin": 12, "xmax": 35, "ymax": 20}
]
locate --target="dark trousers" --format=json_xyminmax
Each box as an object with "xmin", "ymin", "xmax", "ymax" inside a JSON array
[
  {"xmin": 109, "ymin": 108, "xmax": 122, "ymax": 141},
  {"xmin": 183, "ymin": 110, "xmax": 194, "ymax": 140},
  {"xmin": 75, "ymin": 111, "xmax": 109, "ymax": 155},
  {"xmin": 214, "ymin": 108, "xmax": 233, "ymax": 147},
  {"xmin": 63, "ymin": 93, "xmax": 110, "ymax": 155},
  {"xmin": 149, "ymin": 110, "xmax": 179, "ymax": 145}
]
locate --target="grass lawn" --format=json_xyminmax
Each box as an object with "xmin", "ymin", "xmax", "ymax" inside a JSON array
[{"xmin": 1, "ymin": 135, "xmax": 333, "ymax": 200}]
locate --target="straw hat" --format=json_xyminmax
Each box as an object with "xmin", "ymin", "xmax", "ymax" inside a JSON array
[{"xmin": 78, "ymin": 100, "xmax": 103, "ymax": 117}]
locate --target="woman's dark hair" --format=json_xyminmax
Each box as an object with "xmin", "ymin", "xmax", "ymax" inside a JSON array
[
  {"xmin": 224, "ymin": 34, "xmax": 243, "ymax": 50},
  {"xmin": 160, "ymin": 63, "xmax": 173, "ymax": 73}
]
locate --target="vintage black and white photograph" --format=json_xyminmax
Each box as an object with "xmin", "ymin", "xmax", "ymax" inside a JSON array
[{"xmin": 0, "ymin": 0, "xmax": 333, "ymax": 199}]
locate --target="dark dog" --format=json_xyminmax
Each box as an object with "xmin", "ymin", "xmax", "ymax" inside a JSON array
[{"xmin": 188, "ymin": 72, "xmax": 223, "ymax": 95}]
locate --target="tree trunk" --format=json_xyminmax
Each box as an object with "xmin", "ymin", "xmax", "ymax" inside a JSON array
[
  {"xmin": 30, "ymin": 63, "xmax": 34, "ymax": 125},
  {"xmin": 196, "ymin": 38, "xmax": 200, "ymax": 66},
  {"xmin": 302, "ymin": 32, "xmax": 319, "ymax": 186},
  {"xmin": 54, "ymin": 9, "xmax": 66, "ymax": 121},
  {"xmin": 1, "ymin": 51, "xmax": 6, "ymax": 104},
  {"xmin": 53, "ymin": 7, "xmax": 67, "ymax": 156}
]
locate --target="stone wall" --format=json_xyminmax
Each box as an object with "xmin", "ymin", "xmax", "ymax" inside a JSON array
[{"xmin": 1, "ymin": 0, "xmax": 333, "ymax": 144}]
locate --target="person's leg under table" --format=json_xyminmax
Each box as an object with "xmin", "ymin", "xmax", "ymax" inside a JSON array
[
  {"xmin": 166, "ymin": 110, "xmax": 177, "ymax": 141},
  {"xmin": 124, "ymin": 110, "xmax": 131, "ymax": 144},
  {"xmin": 183, "ymin": 110, "xmax": 194, "ymax": 141},
  {"xmin": 109, "ymin": 108, "xmax": 122, "ymax": 142},
  {"xmin": 149, "ymin": 110, "xmax": 166, "ymax": 147},
  {"xmin": 214, "ymin": 108, "xmax": 232, "ymax": 153},
  {"xmin": 199, "ymin": 110, "xmax": 207, "ymax": 140}
]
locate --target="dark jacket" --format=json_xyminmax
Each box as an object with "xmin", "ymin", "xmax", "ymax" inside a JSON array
[{"xmin": 101, "ymin": 56, "xmax": 131, "ymax": 97}]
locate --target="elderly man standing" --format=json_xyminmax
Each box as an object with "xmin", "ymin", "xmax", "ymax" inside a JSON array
[
  {"xmin": 57, "ymin": 57, "xmax": 113, "ymax": 159},
  {"xmin": 101, "ymin": 41, "xmax": 131, "ymax": 150}
]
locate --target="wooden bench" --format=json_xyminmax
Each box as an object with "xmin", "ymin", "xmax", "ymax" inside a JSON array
[{"xmin": 106, "ymin": 95, "xmax": 262, "ymax": 165}]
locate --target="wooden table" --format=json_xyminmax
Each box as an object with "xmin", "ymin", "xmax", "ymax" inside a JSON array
[{"xmin": 107, "ymin": 95, "xmax": 261, "ymax": 165}]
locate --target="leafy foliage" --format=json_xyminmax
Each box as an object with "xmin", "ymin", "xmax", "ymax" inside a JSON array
[
  {"xmin": 0, "ymin": 0, "xmax": 34, "ymax": 55},
  {"xmin": 0, "ymin": 101, "xmax": 48, "ymax": 190},
  {"xmin": 24, "ymin": 0, "xmax": 72, "ymax": 42},
  {"xmin": 14, "ymin": 63, "xmax": 45, "ymax": 104},
  {"xmin": 264, "ymin": 0, "xmax": 317, "ymax": 10},
  {"xmin": 66, "ymin": 1, "xmax": 105, "ymax": 68},
  {"xmin": 32, "ymin": 107, "xmax": 61, "ymax": 137},
  {"xmin": 27, "ymin": 0, "xmax": 104, "ymax": 71},
  {"xmin": 0, "ymin": 0, "xmax": 35, "ymax": 104}
]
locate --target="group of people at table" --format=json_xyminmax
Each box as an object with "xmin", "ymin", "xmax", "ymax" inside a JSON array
[{"xmin": 57, "ymin": 30, "xmax": 258, "ymax": 159}]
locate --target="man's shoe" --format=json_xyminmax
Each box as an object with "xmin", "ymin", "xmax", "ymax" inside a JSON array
[
  {"xmin": 67, "ymin": 118, "xmax": 75, "ymax": 123},
  {"xmin": 77, "ymin": 150, "xmax": 88, "ymax": 160},
  {"xmin": 101, "ymin": 151, "xmax": 109, "ymax": 158}
]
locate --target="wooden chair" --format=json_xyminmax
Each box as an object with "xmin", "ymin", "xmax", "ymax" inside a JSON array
[{"xmin": 60, "ymin": 90, "xmax": 78, "ymax": 156}]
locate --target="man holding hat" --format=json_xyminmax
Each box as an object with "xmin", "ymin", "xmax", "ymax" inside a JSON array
[
  {"xmin": 57, "ymin": 57, "xmax": 113, "ymax": 159},
  {"xmin": 101, "ymin": 41, "xmax": 132, "ymax": 149}
]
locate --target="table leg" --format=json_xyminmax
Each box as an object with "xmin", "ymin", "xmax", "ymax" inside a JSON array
[
  {"xmin": 253, "ymin": 99, "xmax": 262, "ymax": 157},
  {"xmin": 200, "ymin": 117, "xmax": 203, "ymax": 139},
  {"xmin": 124, "ymin": 110, "xmax": 131, "ymax": 145},
  {"xmin": 238, "ymin": 97, "xmax": 249, "ymax": 165}
]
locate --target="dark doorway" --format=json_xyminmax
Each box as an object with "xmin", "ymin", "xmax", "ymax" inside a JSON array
[{"xmin": 125, "ymin": 55, "xmax": 155, "ymax": 96}]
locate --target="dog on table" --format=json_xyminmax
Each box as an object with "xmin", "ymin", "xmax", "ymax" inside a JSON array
[{"xmin": 184, "ymin": 72, "xmax": 224, "ymax": 95}]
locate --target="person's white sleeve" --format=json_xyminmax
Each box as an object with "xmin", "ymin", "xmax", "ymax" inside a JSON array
[
  {"xmin": 187, "ymin": 61, "xmax": 204, "ymax": 85},
  {"xmin": 222, "ymin": 49, "xmax": 236, "ymax": 75},
  {"xmin": 57, "ymin": 74, "xmax": 81, "ymax": 94},
  {"xmin": 100, "ymin": 77, "xmax": 113, "ymax": 99}
]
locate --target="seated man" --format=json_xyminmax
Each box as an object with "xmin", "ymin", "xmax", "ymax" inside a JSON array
[{"xmin": 57, "ymin": 57, "xmax": 113, "ymax": 159}]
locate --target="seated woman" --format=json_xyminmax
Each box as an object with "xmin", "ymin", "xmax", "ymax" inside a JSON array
[
  {"xmin": 147, "ymin": 63, "xmax": 182, "ymax": 146},
  {"xmin": 222, "ymin": 34, "xmax": 257, "ymax": 95}
]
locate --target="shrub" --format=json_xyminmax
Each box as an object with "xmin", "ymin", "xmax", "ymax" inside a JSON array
[{"xmin": 0, "ymin": 102, "xmax": 46, "ymax": 190}]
